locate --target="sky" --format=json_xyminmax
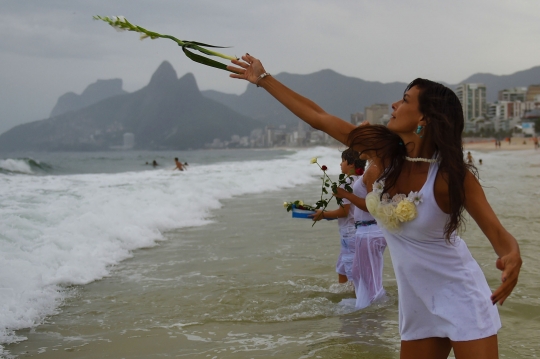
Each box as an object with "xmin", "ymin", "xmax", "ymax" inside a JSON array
[{"xmin": 1, "ymin": 0, "xmax": 540, "ymax": 135}]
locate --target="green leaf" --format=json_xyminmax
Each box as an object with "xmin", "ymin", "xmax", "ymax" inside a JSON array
[{"xmin": 182, "ymin": 45, "xmax": 231, "ymax": 72}]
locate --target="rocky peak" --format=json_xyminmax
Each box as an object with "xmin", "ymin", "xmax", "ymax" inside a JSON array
[{"xmin": 147, "ymin": 61, "xmax": 178, "ymax": 90}]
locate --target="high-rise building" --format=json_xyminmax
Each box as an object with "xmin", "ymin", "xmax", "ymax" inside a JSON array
[
  {"xmin": 526, "ymin": 85, "xmax": 540, "ymax": 102},
  {"xmin": 454, "ymin": 83, "xmax": 487, "ymax": 123},
  {"xmin": 498, "ymin": 87, "xmax": 527, "ymax": 102},
  {"xmin": 350, "ymin": 112, "xmax": 364, "ymax": 125},
  {"xmin": 364, "ymin": 104, "xmax": 389, "ymax": 124},
  {"xmin": 123, "ymin": 132, "xmax": 135, "ymax": 149}
]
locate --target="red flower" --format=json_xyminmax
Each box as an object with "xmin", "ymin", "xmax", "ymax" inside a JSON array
[
  {"xmin": 355, "ymin": 168, "xmax": 364, "ymax": 175},
  {"xmin": 321, "ymin": 165, "xmax": 328, "ymax": 171}
]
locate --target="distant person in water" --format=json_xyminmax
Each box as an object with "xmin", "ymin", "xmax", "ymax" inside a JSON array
[
  {"xmin": 174, "ymin": 158, "xmax": 185, "ymax": 171},
  {"xmin": 152, "ymin": 160, "xmax": 159, "ymax": 168},
  {"xmin": 466, "ymin": 151, "xmax": 474, "ymax": 165},
  {"xmin": 479, "ymin": 159, "xmax": 483, "ymax": 165}
]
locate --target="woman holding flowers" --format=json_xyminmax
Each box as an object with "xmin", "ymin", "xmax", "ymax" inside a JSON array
[
  {"xmin": 311, "ymin": 148, "xmax": 365, "ymax": 286},
  {"xmin": 229, "ymin": 54, "xmax": 521, "ymax": 359},
  {"xmin": 334, "ymin": 151, "xmax": 388, "ymax": 310}
]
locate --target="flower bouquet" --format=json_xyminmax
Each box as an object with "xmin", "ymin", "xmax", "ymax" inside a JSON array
[
  {"xmin": 365, "ymin": 179, "xmax": 422, "ymax": 231},
  {"xmin": 283, "ymin": 200, "xmax": 319, "ymax": 219},
  {"xmin": 283, "ymin": 157, "xmax": 352, "ymax": 224},
  {"xmin": 310, "ymin": 157, "xmax": 353, "ymax": 211}
]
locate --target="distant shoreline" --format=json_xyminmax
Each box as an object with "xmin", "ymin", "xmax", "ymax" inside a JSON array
[{"xmin": 463, "ymin": 137, "xmax": 538, "ymax": 152}]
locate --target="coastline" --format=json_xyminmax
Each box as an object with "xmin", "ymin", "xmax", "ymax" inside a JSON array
[{"xmin": 464, "ymin": 137, "xmax": 538, "ymax": 152}]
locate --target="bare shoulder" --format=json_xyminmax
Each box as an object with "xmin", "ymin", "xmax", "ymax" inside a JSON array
[{"xmin": 363, "ymin": 163, "xmax": 382, "ymax": 192}]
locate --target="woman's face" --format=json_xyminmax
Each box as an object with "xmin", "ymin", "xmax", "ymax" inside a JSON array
[{"xmin": 387, "ymin": 86, "xmax": 424, "ymax": 135}]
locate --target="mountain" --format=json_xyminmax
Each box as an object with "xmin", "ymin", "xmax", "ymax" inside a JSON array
[
  {"xmin": 50, "ymin": 78, "xmax": 128, "ymax": 117},
  {"xmin": 203, "ymin": 67, "xmax": 540, "ymax": 126},
  {"xmin": 203, "ymin": 70, "xmax": 408, "ymax": 127},
  {"xmin": 457, "ymin": 66, "xmax": 540, "ymax": 102},
  {"xmin": 0, "ymin": 61, "xmax": 263, "ymax": 152}
]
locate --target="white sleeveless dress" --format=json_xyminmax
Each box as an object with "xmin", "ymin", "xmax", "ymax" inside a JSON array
[
  {"xmin": 372, "ymin": 161, "xmax": 501, "ymax": 341},
  {"xmin": 351, "ymin": 175, "xmax": 387, "ymax": 309}
]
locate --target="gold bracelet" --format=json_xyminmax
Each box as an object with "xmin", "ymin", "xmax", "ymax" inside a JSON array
[{"xmin": 255, "ymin": 72, "xmax": 271, "ymax": 87}]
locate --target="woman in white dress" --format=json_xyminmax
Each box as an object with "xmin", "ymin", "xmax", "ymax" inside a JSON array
[
  {"xmin": 337, "ymin": 154, "xmax": 388, "ymax": 309},
  {"xmin": 228, "ymin": 54, "xmax": 522, "ymax": 359}
]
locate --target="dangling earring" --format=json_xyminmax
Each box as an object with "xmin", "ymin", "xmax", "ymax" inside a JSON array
[{"xmin": 415, "ymin": 125, "xmax": 423, "ymax": 138}]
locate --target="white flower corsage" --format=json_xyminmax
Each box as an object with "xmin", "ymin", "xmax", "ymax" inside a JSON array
[{"xmin": 366, "ymin": 180, "xmax": 421, "ymax": 231}]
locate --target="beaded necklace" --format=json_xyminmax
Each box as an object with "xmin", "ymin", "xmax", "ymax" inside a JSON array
[{"xmin": 404, "ymin": 156, "xmax": 438, "ymax": 163}]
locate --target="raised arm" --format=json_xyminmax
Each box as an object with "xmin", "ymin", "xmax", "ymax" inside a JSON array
[
  {"xmin": 228, "ymin": 54, "xmax": 355, "ymax": 145},
  {"xmin": 335, "ymin": 188, "xmax": 367, "ymax": 212},
  {"xmin": 463, "ymin": 171, "xmax": 522, "ymax": 305}
]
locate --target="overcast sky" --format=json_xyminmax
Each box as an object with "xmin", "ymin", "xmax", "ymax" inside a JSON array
[{"xmin": 1, "ymin": 0, "xmax": 539, "ymax": 134}]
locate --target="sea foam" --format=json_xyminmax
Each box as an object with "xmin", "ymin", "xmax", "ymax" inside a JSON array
[
  {"xmin": 0, "ymin": 147, "xmax": 342, "ymax": 345},
  {"xmin": 0, "ymin": 159, "xmax": 34, "ymax": 175}
]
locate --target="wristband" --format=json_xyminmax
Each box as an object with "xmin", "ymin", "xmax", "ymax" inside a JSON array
[{"xmin": 255, "ymin": 72, "xmax": 271, "ymax": 87}]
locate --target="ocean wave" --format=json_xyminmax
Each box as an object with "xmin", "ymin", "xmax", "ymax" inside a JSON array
[
  {"xmin": 0, "ymin": 158, "xmax": 53, "ymax": 175},
  {"xmin": 0, "ymin": 147, "xmax": 342, "ymax": 345}
]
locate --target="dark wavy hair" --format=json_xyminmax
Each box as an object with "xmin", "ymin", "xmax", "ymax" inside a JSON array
[
  {"xmin": 341, "ymin": 148, "xmax": 366, "ymax": 169},
  {"xmin": 347, "ymin": 78, "xmax": 477, "ymax": 240}
]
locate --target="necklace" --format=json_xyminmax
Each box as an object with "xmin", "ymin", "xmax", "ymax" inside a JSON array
[{"xmin": 405, "ymin": 156, "xmax": 438, "ymax": 163}]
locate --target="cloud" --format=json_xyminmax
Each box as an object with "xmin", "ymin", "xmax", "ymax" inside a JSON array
[{"xmin": 1, "ymin": 0, "xmax": 540, "ymax": 134}]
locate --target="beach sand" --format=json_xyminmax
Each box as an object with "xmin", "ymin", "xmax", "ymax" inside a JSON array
[{"xmin": 463, "ymin": 137, "xmax": 538, "ymax": 151}]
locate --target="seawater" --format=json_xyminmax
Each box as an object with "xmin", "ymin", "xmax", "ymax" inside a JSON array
[{"xmin": 0, "ymin": 148, "xmax": 539, "ymax": 358}]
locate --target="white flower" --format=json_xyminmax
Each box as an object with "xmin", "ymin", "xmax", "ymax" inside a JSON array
[
  {"xmin": 372, "ymin": 180, "xmax": 384, "ymax": 194},
  {"xmin": 117, "ymin": 16, "xmax": 126, "ymax": 23},
  {"xmin": 366, "ymin": 187, "xmax": 422, "ymax": 231},
  {"xmin": 395, "ymin": 200, "xmax": 417, "ymax": 222},
  {"xmin": 365, "ymin": 192, "xmax": 380, "ymax": 214},
  {"xmin": 310, "ymin": 157, "xmax": 318, "ymax": 164},
  {"xmin": 407, "ymin": 191, "xmax": 423, "ymax": 205},
  {"xmin": 377, "ymin": 203, "xmax": 399, "ymax": 231},
  {"xmin": 392, "ymin": 193, "xmax": 406, "ymax": 203}
]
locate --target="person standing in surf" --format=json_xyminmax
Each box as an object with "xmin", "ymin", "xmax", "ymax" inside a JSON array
[
  {"xmin": 228, "ymin": 54, "xmax": 521, "ymax": 359},
  {"xmin": 311, "ymin": 148, "xmax": 365, "ymax": 286}
]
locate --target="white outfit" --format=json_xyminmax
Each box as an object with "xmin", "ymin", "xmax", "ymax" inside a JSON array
[
  {"xmin": 351, "ymin": 175, "xmax": 387, "ymax": 309},
  {"xmin": 375, "ymin": 161, "xmax": 501, "ymax": 341},
  {"xmin": 335, "ymin": 176, "xmax": 358, "ymax": 279}
]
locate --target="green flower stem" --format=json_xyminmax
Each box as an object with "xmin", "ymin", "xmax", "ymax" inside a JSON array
[{"xmin": 93, "ymin": 15, "xmax": 236, "ymax": 72}]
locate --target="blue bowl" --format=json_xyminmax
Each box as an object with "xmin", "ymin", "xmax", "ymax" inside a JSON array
[
  {"xmin": 290, "ymin": 204, "xmax": 335, "ymax": 220},
  {"xmin": 291, "ymin": 206, "xmax": 316, "ymax": 219}
]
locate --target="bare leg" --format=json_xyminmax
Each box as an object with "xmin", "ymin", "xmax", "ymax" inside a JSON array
[
  {"xmin": 451, "ymin": 335, "xmax": 498, "ymax": 359},
  {"xmin": 338, "ymin": 274, "xmax": 348, "ymax": 283},
  {"xmin": 400, "ymin": 338, "xmax": 452, "ymax": 359}
]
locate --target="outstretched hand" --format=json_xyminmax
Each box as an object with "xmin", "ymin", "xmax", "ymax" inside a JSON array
[
  {"xmin": 227, "ymin": 54, "xmax": 266, "ymax": 84},
  {"xmin": 490, "ymin": 251, "xmax": 521, "ymax": 305}
]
